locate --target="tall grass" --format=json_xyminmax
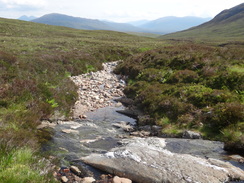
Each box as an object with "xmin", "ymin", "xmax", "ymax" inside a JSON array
[{"xmin": 0, "ymin": 144, "xmax": 55, "ymax": 183}]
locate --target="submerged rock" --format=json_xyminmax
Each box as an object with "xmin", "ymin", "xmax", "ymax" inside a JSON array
[
  {"xmin": 228, "ymin": 155, "xmax": 244, "ymax": 163},
  {"xmin": 82, "ymin": 137, "xmax": 244, "ymax": 183},
  {"xmin": 112, "ymin": 121, "xmax": 135, "ymax": 132}
]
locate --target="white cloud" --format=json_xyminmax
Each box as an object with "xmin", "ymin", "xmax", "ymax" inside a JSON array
[
  {"xmin": 0, "ymin": 0, "xmax": 46, "ymax": 9},
  {"xmin": 0, "ymin": 0, "xmax": 243, "ymax": 21}
]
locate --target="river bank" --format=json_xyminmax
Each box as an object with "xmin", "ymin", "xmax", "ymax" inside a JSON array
[{"xmin": 41, "ymin": 61, "xmax": 244, "ymax": 183}]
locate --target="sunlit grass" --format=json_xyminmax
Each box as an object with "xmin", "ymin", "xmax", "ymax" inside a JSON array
[
  {"xmin": 229, "ymin": 65, "xmax": 244, "ymax": 73},
  {"xmin": 0, "ymin": 147, "xmax": 56, "ymax": 183}
]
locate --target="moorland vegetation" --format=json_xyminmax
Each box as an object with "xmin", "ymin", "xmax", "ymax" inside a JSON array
[
  {"xmin": 0, "ymin": 3, "xmax": 244, "ymax": 181},
  {"xmin": 0, "ymin": 18, "xmax": 165, "ymax": 182},
  {"xmin": 115, "ymin": 43, "xmax": 244, "ymax": 152}
]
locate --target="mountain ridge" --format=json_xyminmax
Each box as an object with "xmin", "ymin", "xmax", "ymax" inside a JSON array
[
  {"xmin": 137, "ymin": 16, "xmax": 211, "ymax": 34},
  {"xmin": 31, "ymin": 13, "xmax": 211, "ymax": 35},
  {"xmin": 161, "ymin": 3, "xmax": 244, "ymax": 41}
]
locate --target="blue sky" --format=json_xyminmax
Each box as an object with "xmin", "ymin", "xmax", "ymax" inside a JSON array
[{"xmin": 0, "ymin": 0, "xmax": 243, "ymax": 22}]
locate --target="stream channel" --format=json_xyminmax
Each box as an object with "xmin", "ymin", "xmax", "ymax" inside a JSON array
[
  {"xmin": 41, "ymin": 61, "xmax": 244, "ymax": 182},
  {"xmin": 42, "ymin": 105, "xmax": 137, "ymax": 178}
]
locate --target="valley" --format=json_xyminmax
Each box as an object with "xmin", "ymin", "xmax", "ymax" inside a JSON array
[{"xmin": 0, "ymin": 2, "xmax": 243, "ymax": 183}]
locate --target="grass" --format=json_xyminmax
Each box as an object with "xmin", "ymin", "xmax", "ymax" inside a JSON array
[
  {"xmin": 1, "ymin": 15, "xmax": 244, "ymax": 180},
  {"xmin": 229, "ymin": 65, "xmax": 244, "ymax": 73},
  {"xmin": 0, "ymin": 145, "xmax": 55, "ymax": 183},
  {"xmin": 160, "ymin": 17, "xmax": 244, "ymax": 44},
  {"xmin": 0, "ymin": 17, "xmax": 167, "ymax": 181}
]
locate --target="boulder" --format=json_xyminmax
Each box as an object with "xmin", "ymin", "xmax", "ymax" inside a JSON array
[
  {"xmin": 182, "ymin": 130, "xmax": 202, "ymax": 139},
  {"xmin": 82, "ymin": 137, "xmax": 244, "ymax": 183}
]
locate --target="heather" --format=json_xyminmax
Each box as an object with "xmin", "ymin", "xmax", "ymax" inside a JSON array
[{"xmin": 115, "ymin": 43, "xmax": 244, "ymax": 152}]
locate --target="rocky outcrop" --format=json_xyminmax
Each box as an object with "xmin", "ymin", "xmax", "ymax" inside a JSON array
[
  {"xmin": 82, "ymin": 137, "xmax": 244, "ymax": 183},
  {"xmin": 71, "ymin": 61, "xmax": 125, "ymax": 118}
]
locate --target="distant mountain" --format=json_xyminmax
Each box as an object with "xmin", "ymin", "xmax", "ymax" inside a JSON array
[
  {"xmin": 31, "ymin": 13, "xmax": 147, "ymax": 33},
  {"xmin": 138, "ymin": 16, "xmax": 211, "ymax": 34},
  {"xmin": 32, "ymin": 13, "xmax": 111, "ymax": 30},
  {"xmin": 19, "ymin": 15, "xmax": 37, "ymax": 21},
  {"xmin": 161, "ymin": 3, "xmax": 244, "ymax": 40},
  {"xmin": 102, "ymin": 21, "xmax": 149, "ymax": 33},
  {"xmin": 31, "ymin": 13, "xmax": 211, "ymax": 35},
  {"xmin": 127, "ymin": 20, "xmax": 150, "ymax": 26}
]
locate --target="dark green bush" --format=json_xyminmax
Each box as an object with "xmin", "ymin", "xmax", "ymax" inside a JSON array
[
  {"xmin": 136, "ymin": 68, "xmax": 172, "ymax": 83},
  {"xmin": 167, "ymin": 69, "xmax": 199, "ymax": 83},
  {"xmin": 203, "ymin": 102, "xmax": 244, "ymax": 129}
]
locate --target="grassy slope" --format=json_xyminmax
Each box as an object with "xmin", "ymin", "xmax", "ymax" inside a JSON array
[
  {"xmin": 160, "ymin": 4, "xmax": 244, "ymax": 43},
  {"xmin": 161, "ymin": 18, "xmax": 244, "ymax": 42},
  {"xmin": 0, "ymin": 18, "xmax": 166, "ymax": 182}
]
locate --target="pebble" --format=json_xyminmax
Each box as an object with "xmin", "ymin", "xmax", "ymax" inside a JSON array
[
  {"xmin": 61, "ymin": 176, "xmax": 69, "ymax": 183},
  {"xmin": 70, "ymin": 165, "xmax": 81, "ymax": 175},
  {"xmin": 71, "ymin": 61, "xmax": 125, "ymax": 118},
  {"xmin": 82, "ymin": 177, "xmax": 96, "ymax": 183},
  {"xmin": 113, "ymin": 176, "xmax": 132, "ymax": 183}
]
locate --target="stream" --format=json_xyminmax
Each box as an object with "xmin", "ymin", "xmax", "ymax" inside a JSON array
[
  {"xmin": 41, "ymin": 61, "xmax": 244, "ymax": 182},
  {"xmin": 42, "ymin": 104, "xmax": 244, "ymax": 182},
  {"xmin": 43, "ymin": 105, "xmax": 135, "ymax": 162}
]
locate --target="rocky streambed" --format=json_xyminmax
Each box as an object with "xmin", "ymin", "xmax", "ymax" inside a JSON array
[{"xmin": 41, "ymin": 61, "xmax": 244, "ymax": 183}]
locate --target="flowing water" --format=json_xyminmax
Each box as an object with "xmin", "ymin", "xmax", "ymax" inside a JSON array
[
  {"xmin": 42, "ymin": 104, "xmax": 244, "ymax": 168},
  {"xmin": 42, "ymin": 105, "xmax": 136, "ymax": 172},
  {"xmin": 41, "ymin": 61, "xmax": 243, "ymax": 181}
]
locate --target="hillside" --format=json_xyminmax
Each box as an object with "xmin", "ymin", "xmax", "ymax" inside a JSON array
[
  {"xmin": 0, "ymin": 17, "xmax": 165, "ymax": 182},
  {"xmin": 161, "ymin": 3, "xmax": 244, "ymax": 41},
  {"xmin": 138, "ymin": 16, "xmax": 211, "ymax": 34}
]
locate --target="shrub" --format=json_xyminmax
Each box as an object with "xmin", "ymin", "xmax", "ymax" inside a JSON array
[
  {"xmin": 203, "ymin": 102, "xmax": 244, "ymax": 129},
  {"xmin": 116, "ymin": 43, "xmax": 244, "ymax": 150},
  {"xmin": 136, "ymin": 68, "xmax": 172, "ymax": 83},
  {"xmin": 167, "ymin": 69, "xmax": 199, "ymax": 83},
  {"xmin": 207, "ymin": 71, "xmax": 244, "ymax": 91},
  {"xmin": 179, "ymin": 85, "xmax": 236, "ymax": 108}
]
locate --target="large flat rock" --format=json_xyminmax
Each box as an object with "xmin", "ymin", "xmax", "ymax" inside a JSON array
[{"xmin": 82, "ymin": 137, "xmax": 244, "ymax": 183}]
